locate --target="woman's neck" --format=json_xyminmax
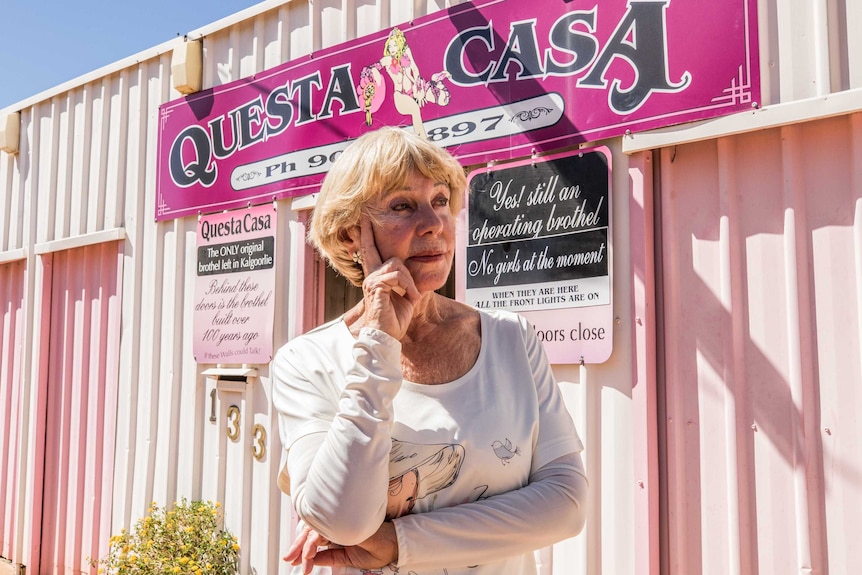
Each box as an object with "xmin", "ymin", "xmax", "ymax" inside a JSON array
[{"xmin": 401, "ymin": 292, "xmax": 446, "ymax": 344}]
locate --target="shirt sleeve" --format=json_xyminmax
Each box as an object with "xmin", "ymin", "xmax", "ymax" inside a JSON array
[
  {"xmin": 521, "ymin": 314, "xmax": 585, "ymax": 469},
  {"xmin": 271, "ymin": 326, "xmax": 404, "ymax": 546},
  {"xmin": 393, "ymin": 452, "xmax": 589, "ymax": 570}
]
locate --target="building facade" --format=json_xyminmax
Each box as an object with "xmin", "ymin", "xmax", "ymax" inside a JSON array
[{"xmin": 1, "ymin": 0, "xmax": 860, "ymax": 574}]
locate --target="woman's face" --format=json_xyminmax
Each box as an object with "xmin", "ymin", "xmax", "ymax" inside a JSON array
[
  {"xmin": 387, "ymin": 36, "xmax": 400, "ymax": 55},
  {"xmin": 364, "ymin": 170, "xmax": 456, "ymax": 294}
]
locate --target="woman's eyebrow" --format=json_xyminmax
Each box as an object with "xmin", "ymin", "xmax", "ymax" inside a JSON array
[{"xmin": 383, "ymin": 181, "xmax": 448, "ymax": 195}]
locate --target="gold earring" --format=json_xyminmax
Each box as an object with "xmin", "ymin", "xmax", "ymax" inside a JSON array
[{"xmin": 352, "ymin": 251, "xmax": 363, "ymax": 265}]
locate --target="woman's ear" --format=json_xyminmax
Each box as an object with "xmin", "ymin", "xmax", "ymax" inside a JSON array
[{"xmin": 339, "ymin": 226, "xmax": 361, "ymax": 253}]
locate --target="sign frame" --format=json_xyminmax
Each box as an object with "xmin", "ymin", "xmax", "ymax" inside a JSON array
[
  {"xmin": 156, "ymin": 0, "xmax": 759, "ymax": 221},
  {"xmin": 193, "ymin": 203, "xmax": 277, "ymax": 364},
  {"xmin": 458, "ymin": 147, "xmax": 613, "ymax": 364}
]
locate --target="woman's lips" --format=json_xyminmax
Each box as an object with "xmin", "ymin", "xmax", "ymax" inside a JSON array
[{"xmin": 408, "ymin": 251, "xmax": 445, "ymax": 262}]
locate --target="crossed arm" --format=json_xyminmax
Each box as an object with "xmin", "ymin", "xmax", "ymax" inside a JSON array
[
  {"xmin": 286, "ymin": 439, "xmax": 587, "ymax": 573},
  {"xmin": 275, "ymin": 328, "xmax": 588, "ymax": 573}
]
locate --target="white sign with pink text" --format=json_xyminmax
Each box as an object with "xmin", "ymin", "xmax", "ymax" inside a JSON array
[{"xmin": 193, "ymin": 204, "xmax": 276, "ymax": 364}]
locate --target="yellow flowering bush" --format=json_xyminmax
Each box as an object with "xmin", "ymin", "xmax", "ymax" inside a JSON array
[{"xmin": 96, "ymin": 499, "xmax": 239, "ymax": 575}]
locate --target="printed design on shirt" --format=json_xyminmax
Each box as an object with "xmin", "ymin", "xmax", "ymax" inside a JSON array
[
  {"xmin": 360, "ymin": 567, "xmax": 398, "ymax": 575},
  {"xmin": 386, "ymin": 439, "xmax": 465, "ymax": 520},
  {"xmin": 363, "ymin": 568, "xmax": 449, "ymax": 575},
  {"xmin": 465, "ymin": 484, "xmax": 489, "ymax": 503},
  {"xmin": 491, "ymin": 438, "xmax": 521, "ymax": 465}
]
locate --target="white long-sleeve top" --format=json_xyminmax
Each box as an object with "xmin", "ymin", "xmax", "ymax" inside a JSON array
[{"xmin": 271, "ymin": 309, "xmax": 588, "ymax": 575}]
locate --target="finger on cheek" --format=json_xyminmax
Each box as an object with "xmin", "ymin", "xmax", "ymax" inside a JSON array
[{"xmin": 360, "ymin": 216, "xmax": 383, "ymax": 269}]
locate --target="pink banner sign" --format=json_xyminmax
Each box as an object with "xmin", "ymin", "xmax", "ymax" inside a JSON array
[
  {"xmin": 157, "ymin": 0, "xmax": 759, "ymax": 221},
  {"xmin": 193, "ymin": 204, "xmax": 276, "ymax": 364}
]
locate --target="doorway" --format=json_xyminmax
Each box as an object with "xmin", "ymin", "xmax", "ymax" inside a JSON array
[{"xmin": 37, "ymin": 241, "xmax": 123, "ymax": 575}]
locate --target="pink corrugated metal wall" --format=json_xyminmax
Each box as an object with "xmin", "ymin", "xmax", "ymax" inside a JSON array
[
  {"xmin": 657, "ymin": 111, "xmax": 862, "ymax": 574},
  {"xmin": 0, "ymin": 260, "xmax": 25, "ymax": 561},
  {"xmin": 38, "ymin": 241, "xmax": 123, "ymax": 575}
]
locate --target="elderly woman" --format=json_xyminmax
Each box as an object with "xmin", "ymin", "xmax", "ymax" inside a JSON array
[{"xmin": 271, "ymin": 127, "xmax": 588, "ymax": 575}]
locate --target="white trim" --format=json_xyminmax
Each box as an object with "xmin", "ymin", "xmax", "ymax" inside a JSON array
[
  {"xmin": 183, "ymin": 0, "xmax": 292, "ymax": 41},
  {"xmin": 34, "ymin": 228, "xmax": 125, "ymax": 255},
  {"xmin": 0, "ymin": 0, "xmax": 297, "ymax": 115},
  {"xmin": 291, "ymin": 193, "xmax": 319, "ymax": 211},
  {"xmin": 215, "ymin": 379, "xmax": 249, "ymax": 393},
  {"xmin": 203, "ymin": 367, "xmax": 260, "ymax": 393},
  {"xmin": 202, "ymin": 367, "xmax": 259, "ymax": 378},
  {"xmin": 0, "ymin": 559, "xmax": 25, "ymax": 575},
  {"xmin": 0, "ymin": 248, "xmax": 27, "ymax": 264},
  {"xmin": 622, "ymin": 88, "xmax": 862, "ymax": 153}
]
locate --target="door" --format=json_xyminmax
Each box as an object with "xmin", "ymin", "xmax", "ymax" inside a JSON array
[{"xmin": 38, "ymin": 241, "xmax": 123, "ymax": 575}]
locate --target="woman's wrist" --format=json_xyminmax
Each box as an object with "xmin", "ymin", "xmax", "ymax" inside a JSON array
[
  {"xmin": 357, "ymin": 326, "xmax": 401, "ymax": 348},
  {"xmin": 378, "ymin": 521, "xmax": 399, "ymax": 567}
]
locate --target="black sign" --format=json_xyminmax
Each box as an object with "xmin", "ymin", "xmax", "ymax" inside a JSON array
[
  {"xmin": 197, "ymin": 236, "xmax": 275, "ymax": 276},
  {"xmin": 466, "ymin": 150, "xmax": 610, "ymax": 308}
]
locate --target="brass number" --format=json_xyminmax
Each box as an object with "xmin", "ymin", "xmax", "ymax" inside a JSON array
[
  {"xmin": 252, "ymin": 424, "xmax": 267, "ymax": 461},
  {"xmin": 209, "ymin": 389, "xmax": 217, "ymax": 422},
  {"xmin": 226, "ymin": 405, "xmax": 241, "ymax": 441}
]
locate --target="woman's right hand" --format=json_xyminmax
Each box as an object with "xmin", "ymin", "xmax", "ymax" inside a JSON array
[
  {"xmin": 284, "ymin": 524, "xmax": 331, "ymax": 575},
  {"xmin": 355, "ymin": 216, "xmax": 420, "ymax": 340},
  {"xmin": 284, "ymin": 522, "xmax": 398, "ymax": 574}
]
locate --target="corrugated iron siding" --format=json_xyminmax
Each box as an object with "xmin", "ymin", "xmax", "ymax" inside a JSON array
[
  {"xmin": 657, "ymin": 112, "xmax": 862, "ymax": 574},
  {"xmin": 0, "ymin": 260, "xmax": 25, "ymax": 562},
  {"xmin": 0, "ymin": 0, "xmax": 860, "ymax": 574},
  {"xmin": 761, "ymin": 0, "xmax": 862, "ymax": 102}
]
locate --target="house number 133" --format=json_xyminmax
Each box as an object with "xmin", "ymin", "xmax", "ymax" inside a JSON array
[{"xmin": 225, "ymin": 405, "xmax": 266, "ymax": 461}]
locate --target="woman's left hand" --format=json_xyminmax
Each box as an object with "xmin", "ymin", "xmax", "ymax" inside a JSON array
[{"xmin": 284, "ymin": 522, "xmax": 398, "ymax": 574}]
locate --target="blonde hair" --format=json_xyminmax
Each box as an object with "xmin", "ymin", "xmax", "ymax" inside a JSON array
[
  {"xmin": 309, "ymin": 127, "xmax": 466, "ymax": 286},
  {"xmin": 384, "ymin": 28, "xmax": 408, "ymax": 59}
]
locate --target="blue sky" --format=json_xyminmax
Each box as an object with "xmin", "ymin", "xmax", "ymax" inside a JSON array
[{"xmin": 0, "ymin": 0, "xmax": 262, "ymax": 109}]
